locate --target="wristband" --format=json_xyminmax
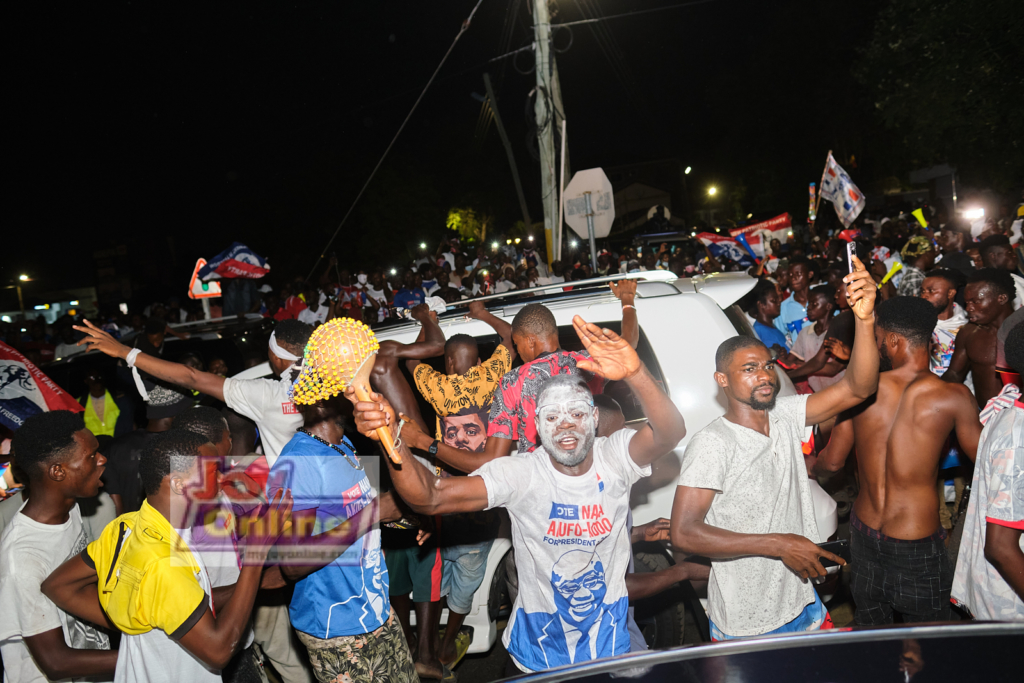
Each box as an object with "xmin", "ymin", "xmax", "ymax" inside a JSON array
[
  {"xmin": 124, "ymin": 348, "xmax": 150, "ymax": 401},
  {"xmin": 621, "ymin": 304, "xmax": 636, "ymax": 311}
]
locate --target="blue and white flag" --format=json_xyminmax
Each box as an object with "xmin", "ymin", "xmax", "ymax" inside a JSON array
[
  {"xmin": 696, "ymin": 233, "xmax": 755, "ymax": 267},
  {"xmin": 819, "ymin": 153, "xmax": 865, "ymax": 228},
  {"xmin": 198, "ymin": 242, "xmax": 271, "ymax": 280}
]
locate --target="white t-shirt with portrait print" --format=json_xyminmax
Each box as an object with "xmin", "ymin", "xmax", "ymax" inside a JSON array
[
  {"xmin": 473, "ymin": 429, "xmax": 648, "ymax": 673},
  {"xmin": 0, "ymin": 503, "xmax": 111, "ymax": 683},
  {"xmin": 676, "ymin": 395, "xmax": 821, "ymax": 637}
]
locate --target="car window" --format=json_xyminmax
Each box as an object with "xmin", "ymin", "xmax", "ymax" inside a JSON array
[{"xmin": 723, "ymin": 303, "xmax": 756, "ymax": 338}]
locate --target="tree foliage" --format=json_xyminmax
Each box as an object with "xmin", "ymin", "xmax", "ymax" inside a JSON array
[{"xmin": 855, "ymin": 0, "xmax": 1024, "ymax": 190}]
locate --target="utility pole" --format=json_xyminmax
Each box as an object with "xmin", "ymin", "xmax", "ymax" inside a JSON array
[
  {"xmin": 483, "ymin": 73, "xmax": 532, "ymax": 229},
  {"xmin": 532, "ymin": 0, "xmax": 566, "ymax": 266}
]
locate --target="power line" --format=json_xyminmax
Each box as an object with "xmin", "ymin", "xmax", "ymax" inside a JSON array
[
  {"xmin": 356, "ymin": 42, "xmax": 533, "ymax": 112},
  {"xmin": 305, "ymin": 0, "xmax": 485, "ymax": 281},
  {"xmin": 548, "ymin": 0, "xmax": 728, "ymax": 27}
]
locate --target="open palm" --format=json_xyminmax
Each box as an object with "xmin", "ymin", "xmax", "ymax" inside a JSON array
[{"xmin": 572, "ymin": 315, "xmax": 641, "ymax": 381}]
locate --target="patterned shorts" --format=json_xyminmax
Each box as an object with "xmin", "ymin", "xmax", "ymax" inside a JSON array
[
  {"xmin": 850, "ymin": 511, "xmax": 952, "ymax": 626},
  {"xmin": 295, "ymin": 608, "xmax": 419, "ymax": 683}
]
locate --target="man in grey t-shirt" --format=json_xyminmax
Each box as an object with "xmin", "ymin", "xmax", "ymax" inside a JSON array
[{"xmin": 670, "ymin": 257, "xmax": 880, "ymax": 639}]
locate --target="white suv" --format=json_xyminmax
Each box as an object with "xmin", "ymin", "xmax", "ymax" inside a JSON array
[
  {"xmin": 233, "ymin": 272, "xmax": 818, "ymax": 652},
  {"xmin": 368, "ymin": 271, "xmax": 797, "ymax": 652}
]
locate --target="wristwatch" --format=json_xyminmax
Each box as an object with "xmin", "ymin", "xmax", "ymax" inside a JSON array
[{"xmin": 428, "ymin": 440, "xmax": 439, "ymax": 455}]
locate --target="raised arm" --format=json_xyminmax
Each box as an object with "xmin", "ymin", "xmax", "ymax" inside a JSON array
[
  {"xmin": 345, "ymin": 389, "xmax": 491, "ymax": 515},
  {"xmin": 805, "ymin": 257, "xmax": 879, "ymax": 426},
  {"xmin": 467, "ymin": 300, "xmax": 516, "ymax": 359},
  {"xmin": 572, "ymin": 316, "xmax": 685, "ymax": 467},
  {"xmin": 73, "ymin": 319, "xmax": 227, "ymax": 401},
  {"xmin": 404, "ymin": 313, "xmax": 435, "ymax": 374},
  {"xmin": 670, "ymin": 485, "xmax": 842, "ymax": 581},
  {"xmin": 399, "ymin": 418, "xmax": 516, "ymax": 473},
  {"xmin": 610, "ymin": 280, "xmax": 640, "ymax": 349},
  {"xmin": 380, "ymin": 305, "xmax": 444, "ymax": 363}
]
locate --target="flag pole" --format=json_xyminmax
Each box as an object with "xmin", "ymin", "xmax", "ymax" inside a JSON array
[{"xmin": 811, "ymin": 149, "xmax": 832, "ymax": 233}]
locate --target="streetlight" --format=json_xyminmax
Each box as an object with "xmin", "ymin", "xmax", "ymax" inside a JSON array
[
  {"xmin": 570, "ymin": 239, "xmax": 578, "ymax": 249},
  {"xmin": 419, "ymin": 242, "xmax": 427, "ymax": 250},
  {"xmin": 685, "ymin": 166, "xmax": 692, "ymax": 175},
  {"xmin": 19, "ymin": 274, "xmax": 29, "ymax": 281},
  {"xmin": 707, "ymin": 187, "xmax": 717, "ymax": 196},
  {"xmin": 506, "ymin": 239, "xmax": 512, "ymax": 245},
  {"xmin": 390, "ymin": 268, "xmax": 397, "ymax": 275},
  {"xmin": 491, "ymin": 241, "xmax": 499, "ymax": 250},
  {"xmin": 514, "ymin": 238, "xmax": 521, "ymax": 244},
  {"xmin": 528, "ymin": 235, "xmax": 534, "ymax": 241}
]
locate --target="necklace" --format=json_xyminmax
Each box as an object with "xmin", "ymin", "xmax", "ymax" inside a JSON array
[{"xmin": 298, "ymin": 429, "xmax": 362, "ymax": 470}]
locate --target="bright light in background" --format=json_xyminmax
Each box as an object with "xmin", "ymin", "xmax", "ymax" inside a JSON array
[
  {"xmin": 690, "ymin": 231, "xmax": 696, "ymax": 237},
  {"xmin": 1, "ymin": 316, "xmax": 10, "ymax": 323},
  {"xmin": 390, "ymin": 268, "xmax": 397, "ymax": 275},
  {"xmin": 19, "ymin": 274, "xmax": 29, "ymax": 281},
  {"xmin": 963, "ymin": 208, "xmax": 985, "ymax": 220},
  {"xmin": 119, "ymin": 303, "xmax": 128, "ymax": 315},
  {"xmin": 707, "ymin": 187, "xmax": 717, "ymax": 196},
  {"xmin": 34, "ymin": 304, "xmax": 49, "ymax": 310},
  {"xmin": 787, "ymin": 230, "xmax": 793, "ymax": 237},
  {"xmin": 506, "ymin": 239, "xmax": 512, "ymax": 245},
  {"xmin": 715, "ymin": 227, "xmax": 721, "ymax": 233},
  {"xmin": 70, "ymin": 300, "xmax": 79, "ymax": 305},
  {"xmin": 419, "ymin": 242, "xmax": 427, "ymax": 250},
  {"xmin": 570, "ymin": 239, "xmax": 578, "ymax": 248},
  {"xmin": 514, "ymin": 238, "xmax": 521, "ymax": 244},
  {"xmin": 746, "ymin": 213, "xmax": 753, "ymax": 219},
  {"xmin": 528, "ymin": 235, "xmax": 534, "ymax": 241},
  {"xmin": 491, "ymin": 241, "xmax": 499, "ymax": 249},
  {"xmin": 685, "ymin": 166, "xmax": 692, "ymax": 174}
]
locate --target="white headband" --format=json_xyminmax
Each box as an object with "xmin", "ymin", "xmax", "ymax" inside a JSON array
[{"xmin": 268, "ymin": 331, "xmax": 301, "ymax": 362}]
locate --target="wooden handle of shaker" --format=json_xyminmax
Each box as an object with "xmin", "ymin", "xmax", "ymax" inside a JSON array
[{"xmin": 352, "ymin": 382, "xmax": 402, "ymax": 464}]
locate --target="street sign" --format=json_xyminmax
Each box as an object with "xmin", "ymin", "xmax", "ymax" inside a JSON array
[
  {"xmin": 563, "ymin": 168, "xmax": 615, "ymax": 240},
  {"xmin": 188, "ymin": 259, "xmax": 222, "ymax": 300}
]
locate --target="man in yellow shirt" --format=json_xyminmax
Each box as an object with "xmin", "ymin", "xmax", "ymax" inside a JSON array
[
  {"xmin": 407, "ymin": 299, "xmax": 516, "ymax": 668},
  {"xmin": 42, "ymin": 429, "xmax": 292, "ymax": 683}
]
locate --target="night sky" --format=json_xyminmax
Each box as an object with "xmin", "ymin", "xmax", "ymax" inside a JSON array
[{"xmin": 7, "ymin": 0, "xmax": 888, "ymax": 306}]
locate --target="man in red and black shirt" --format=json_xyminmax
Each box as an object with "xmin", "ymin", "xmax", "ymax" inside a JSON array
[{"xmin": 400, "ymin": 281, "xmax": 639, "ymax": 471}]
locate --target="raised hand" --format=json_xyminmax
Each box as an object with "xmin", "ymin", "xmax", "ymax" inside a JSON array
[
  {"xmin": 844, "ymin": 256, "xmax": 877, "ymax": 321},
  {"xmin": 572, "ymin": 315, "xmax": 641, "ymax": 381},
  {"xmin": 72, "ymin": 319, "xmax": 130, "ymax": 359},
  {"xmin": 609, "ymin": 279, "xmax": 637, "ymax": 302},
  {"xmin": 409, "ymin": 303, "xmax": 431, "ymax": 322},
  {"xmin": 467, "ymin": 299, "xmax": 487, "ymax": 319}
]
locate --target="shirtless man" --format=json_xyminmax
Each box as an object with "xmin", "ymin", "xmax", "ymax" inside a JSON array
[
  {"xmin": 815, "ymin": 296, "xmax": 982, "ymax": 625},
  {"xmin": 942, "ymin": 268, "xmax": 1015, "ymax": 408}
]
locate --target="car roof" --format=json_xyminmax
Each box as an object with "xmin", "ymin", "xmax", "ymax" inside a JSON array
[{"xmin": 373, "ymin": 271, "xmax": 755, "ymax": 340}]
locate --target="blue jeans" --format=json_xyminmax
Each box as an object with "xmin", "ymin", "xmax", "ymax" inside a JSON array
[{"xmin": 440, "ymin": 540, "xmax": 492, "ymax": 614}]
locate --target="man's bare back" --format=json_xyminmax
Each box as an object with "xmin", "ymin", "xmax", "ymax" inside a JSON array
[{"xmin": 835, "ymin": 371, "xmax": 980, "ymax": 540}]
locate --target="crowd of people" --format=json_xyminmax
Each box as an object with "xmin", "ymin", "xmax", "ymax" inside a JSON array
[{"xmin": 1, "ymin": 200, "xmax": 1023, "ymax": 683}]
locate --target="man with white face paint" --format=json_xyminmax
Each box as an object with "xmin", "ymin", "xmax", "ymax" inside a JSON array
[{"xmin": 347, "ymin": 316, "xmax": 690, "ymax": 674}]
